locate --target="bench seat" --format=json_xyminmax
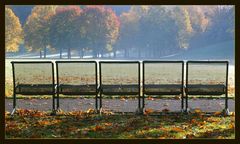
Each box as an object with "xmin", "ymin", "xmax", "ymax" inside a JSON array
[
  {"xmin": 186, "ymin": 84, "xmax": 226, "ymax": 95},
  {"xmin": 15, "ymin": 84, "xmax": 55, "ymax": 95},
  {"xmin": 58, "ymin": 84, "xmax": 98, "ymax": 95},
  {"xmin": 144, "ymin": 84, "xmax": 182, "ymax": 95},
  {"xmin": 101, "ymin": 84, "xmax": 139, "ymax": 95}
]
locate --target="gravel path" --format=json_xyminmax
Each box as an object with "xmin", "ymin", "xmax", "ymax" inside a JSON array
[{"xmin": 5, "ymin": 98, "xmax": 235, "ymax": 113}]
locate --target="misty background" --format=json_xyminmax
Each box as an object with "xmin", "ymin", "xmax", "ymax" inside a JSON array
[{"xmin": 5, "ymin": 5, "xmax": 234, "ymax": 64}]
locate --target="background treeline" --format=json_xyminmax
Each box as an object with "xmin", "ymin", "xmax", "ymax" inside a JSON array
[{"xmin": 5, "ymin": 5, "xmax": 234, "ymax": 59}]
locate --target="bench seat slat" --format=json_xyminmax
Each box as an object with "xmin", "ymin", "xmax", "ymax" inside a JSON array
[
  {"xmin": 15, "ymin": 84, "xmax": 55, "ymax": 95},
  {"xmin": 101, "ymin": 84, "xmax": 139, "ymax": 95},
  {"xmin": 143, "ymin": 84, "xmax": 182, "ymax": 95},
  {"xmin": 186, "ymin": 84, "xmax": 226, "ymax": 95},
  {"xmin": 58, "ymin": 84, "xmax": 98, "ymax": 95}
]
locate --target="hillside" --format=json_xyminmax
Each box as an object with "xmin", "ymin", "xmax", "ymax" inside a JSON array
[{"xmin": 168, "ymin": 40, "xmax": 234, "ymax": 63}]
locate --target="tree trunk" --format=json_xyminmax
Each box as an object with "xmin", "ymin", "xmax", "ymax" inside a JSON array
[
  {"xmin": 68, "ymin": 48, "xmax": 71, "ymax": 59},
  {"xmin": 40, "ymin": 51, "xmax": 42, "ymax": 58},
  {"xmin": 114, "ymin": 50, "xmax": 116, "ymax": 58},
  {"xmin": 79, "ymin": 49, "xmax": 82, "ymax": 58},
  {"xmin": 60, "ymin": 48, "xmax": 62, "ymax": 59},
  {"xmin": 44, "ymin": 47, "xmax": 47, "ymax": 58}
]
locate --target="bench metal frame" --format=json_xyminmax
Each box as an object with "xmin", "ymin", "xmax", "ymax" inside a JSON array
[
  {"xmin": 11, "ymin": 61, "xmax": 56, "ymax": 115},
  {"xmin": 56, "ymin": 61, "xmax": 98, "ymax": 111},
  {"xmin": 186, "ymin": 61, "xmax": 229, "ymax": 113},
  {"xmin": 99, "ymin": 61, "xmax": 141, "ymax": 113},
  {"xmin": 9, "ymin": 60, "xmax": 231, "ymax": 115},
  {"xmin": 143, "ymin": 61, "xmax": 184, "ymax": 112}
]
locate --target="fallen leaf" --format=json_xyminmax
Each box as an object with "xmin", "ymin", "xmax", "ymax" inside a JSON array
[
  {"xmin": 213, "ymin": 111, "xmax": 222, "ymax": 116},
  {"xmin": 229, "ymin": 112, "xmax": 235, "ymax": 116},
  {"xmin": 144, "ymin": 108, "xmax": 154, "ymax": 115},
  {"xmin": 162, "ymin": 109, "xmax": 169, "ymax": 112},
  {"xmin": 174, "ymin": 95, "xmax": 181, "ymax": 100},
  {"xmin": 191, "ymin": 119, "xmax": 196, "ymax": 124},
  {"xmin": 194, "ymin": 108, "xmax": 202, "ymax": 113},
  {"xmin": 229, "ymin": 123, "xmax": 234, "ymax": 129},
  {"xmin": 104, "ymin": 123, "xmax": 113, "ymax": 127},
  {"xmin": 171, "ymin": 127, "xmax": 184, "ymax": 132},
  {"xmin": 147, "ymin": 96, "xmax": 154, "ymax": 101},
  {"xmin": 37, "ymin": 120, "xmax": 50, "ymax": 126},
  {"xmin": 93, "ymin": 125, "xmax": 104, "ymax": 131},
  {"xmin": 86, "ymin": 108, "xmax": 95, "ymax": 114}
]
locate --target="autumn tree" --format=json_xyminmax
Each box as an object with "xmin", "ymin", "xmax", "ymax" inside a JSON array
[
  {"xmin": 115, "ymin": 6, "xmax": 143, "ymax": 58},
  {"xmin": 24, "ymin": 5, "xmax": 56, "ymax": 58},
  {"xmin": 49, "ymin": 6, "xmax": 82, "ymax": 58},
  {"xmin": 5, "ymin": 7, "xmax": 23, "ymax": 52},
  {"xmin": 187, "ymin": 6, "xmax": 234, "ymax": 49},
  {"xmin": 171, "ymin": 6, "xmax": 193, "ymax": 49},
  {"xmin": 116, "ymin": 6, "xmax": 197, "ymax": 58},
  {"xmin": 80, "ymin": 6, "xmax": 120, "ymax": 58},
  {"xmin": 205, "ymin": 6, "xmax": 234, "ymax": 43}
]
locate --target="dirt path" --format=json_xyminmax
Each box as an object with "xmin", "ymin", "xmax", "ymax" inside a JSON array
[{"xmin": 5, "ymin": 98, "xmax": 235, "ymax": 113}]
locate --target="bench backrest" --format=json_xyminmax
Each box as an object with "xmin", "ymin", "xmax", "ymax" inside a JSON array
[
  {"xmin": 186, "ymin": 61, "xmax": 228, "ymax": 86},
  {"xmin": 99, "ymin": 61, "xmax": 140, "ymax": 86},
  {"xmin": 11, "ymin": 61, "xmax": 55, "ymax": 94},
  {"xmin": 143, "ymin": 61, "xmax": 184, "ymax": 85},
  {"xmin": 56, "ymin": 61, "xmax": 97, "ymax": 94}
]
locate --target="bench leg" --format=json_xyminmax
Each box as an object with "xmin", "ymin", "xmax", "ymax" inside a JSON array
[
  {"xmin": 57, "ymin": 92, "xmax": 59, "ymax": 110},
  {"xmin": 99, "ymin": 93, "xmax": 102, "ymax": 111},
  {"xmin": 185, "ymin": 94, "xmax": 189, "ymax": 113},
  {"xmin": 224, "ymin": 92, "xmax": 230, "ymax": 115},
  {"xmin": 141, "ymin": 94, "xmax": 145, "ymax": 114},
  {"xmin": 135, "ymin": 94, "xmax": 143, "ymax": 115},
  {"xmin": 95, "ymin": 94, "xmax": 98, "ymax": 112},
  {"xmin": 11, "ymin": 93, "xmax": 17, "ymax": 116},
  {"xmin": 51, "ymin": 94, "xmax": 56, "ymax": 116},
  {"xmin": 181, "ymin": 93, "xmax": 184, "ymax": 113},
  {"xmin": 10, "ymin": 108, "xmax": 16, "ymax": 116}
]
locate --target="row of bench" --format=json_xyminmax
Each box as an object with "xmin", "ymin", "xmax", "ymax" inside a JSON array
[{"xmin": 10, "ymin": 60, "xmax": 229, "ymax": 115}]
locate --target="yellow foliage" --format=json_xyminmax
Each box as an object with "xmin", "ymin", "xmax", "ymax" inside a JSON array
[{"xmin": 5, "ymin": 7, "xmax": 23, "ymax": 52}]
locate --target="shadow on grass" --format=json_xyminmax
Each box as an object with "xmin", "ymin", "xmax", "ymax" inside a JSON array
[{"xmin": 5, "ymin": 111, "xmax": 235, "ymax": 139}]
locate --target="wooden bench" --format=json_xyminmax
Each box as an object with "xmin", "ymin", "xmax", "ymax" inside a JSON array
[
  {"xmin": 11, "ymin": 61, "xmax": 56, "ymax": 115},
  {"xmin": 56, "ymin": 61, "xmax": 99, "ymax": 111},
  {"xmin": 186, "ymin": 61, "xmax": 229, "ymax": 114},
  {"xmin": 143, "ymin": 61, "xmax": 184, "ymax": 112}
]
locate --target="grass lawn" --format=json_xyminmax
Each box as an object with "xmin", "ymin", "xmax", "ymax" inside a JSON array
[{"xmin": 5, "ymin": 109, "xmax": 235, "ymax": 139}]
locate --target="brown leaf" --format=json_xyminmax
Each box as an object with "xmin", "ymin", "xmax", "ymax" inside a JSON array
[
  {"xmin": 120, "ymin": 97, "xmax": 126, "ymax": 101},
  {"xmin": 229, "ymin": 123, "xmax": 234, "ymax": 129},
  {"xmin": 191, "ymin": 119, "xmax": 196, "ymax": 124},
  {"xmin": 93, "ymin": 125, "xmax": 104, "ymax": 131},
  {"xmin": 213, "ymin": 111, "xmax": 222, "ymax": 116},
  {"xmin": 194, "ymin": 108, "xmax": 202, "ymax": 113},
  {"xmin": 86, "ymin": 108, "xmax": 95, "ymax": 114},
  {"xmin": 104, "ymin": 123, "xmax": 113, "ymax": 127},
  {"xmin": 144, "ymin": 108, "xmax": 154, "ymax": 115},
  {"xmin": 174, "ymin": 95, "xmax": 181, "ymax": 100},
  {"xmin": 37, "ymin": 120, "xmax": 50, "ymax": 126},
  {"xmin": 230, "ymin": 112, "xmax": 235, "ymax": 116},
  {"xmin": 162, "ymin": 108, "xmax": 170, "ymax": 112},
  {"xmin": 147, "ymin": 96, "xmax": 154, "ymax": 101},
  {"xmin": 171, "ymin": 127, "xmax": 184, "ymax": 132}
]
